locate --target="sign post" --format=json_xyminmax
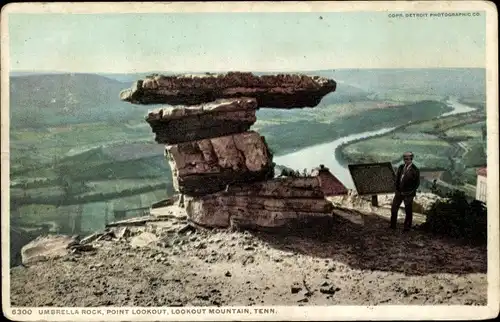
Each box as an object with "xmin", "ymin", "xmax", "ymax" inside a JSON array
[{"xmin": 348, "ymin": 162, "xmax": 397, "ymax": 203}]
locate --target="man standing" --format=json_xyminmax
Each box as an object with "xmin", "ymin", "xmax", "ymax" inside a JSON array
[{"xmin": 390, "ymin": 152, "xmax": 420, "ymax": 232}]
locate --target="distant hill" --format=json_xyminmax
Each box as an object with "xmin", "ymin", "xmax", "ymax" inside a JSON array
[
  {"xmin": 98, "ymin": 72, "xmax": 178, "ymax": 83},
  {"xmin": 310, "ymin": 68, "xmax": 486, "ymax": 99},
  {"xmin": 9, "ymin": 73, "xmax": 146, "ymax": 129},
  {"xmin": 256, "ymin": 81, "xmax": 373, "ymax": 121},
  {"xmin": 319, "ymin": 81, "xmax": 373, "ymax": 105}
]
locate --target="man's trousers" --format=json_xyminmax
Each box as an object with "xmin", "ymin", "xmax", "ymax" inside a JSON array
[{"xmin": 390, "ymin": 192, "xmax": 414, "ymax": 230}]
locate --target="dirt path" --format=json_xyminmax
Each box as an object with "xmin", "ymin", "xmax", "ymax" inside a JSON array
[{"xmin": 10, "ymin": 209, "xmax": 487, "ymax": 307}]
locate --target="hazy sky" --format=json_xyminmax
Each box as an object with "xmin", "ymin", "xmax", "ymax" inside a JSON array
[{"xmin": 8, "ymin": 12, "xmax": 486, "ymax": 72}]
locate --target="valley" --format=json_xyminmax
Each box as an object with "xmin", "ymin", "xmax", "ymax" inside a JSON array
[{"xmin": 8, "ymin": 68, "xmax": 487, "ymax": 266}]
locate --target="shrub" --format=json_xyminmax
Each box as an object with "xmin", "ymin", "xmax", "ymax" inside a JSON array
[{"xmin": 419, "ymin": 190, "xmax": 487, "ymax": 245}]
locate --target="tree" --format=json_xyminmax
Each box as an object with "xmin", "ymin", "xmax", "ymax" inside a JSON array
[
  {"xmin": 446, "ymin": 156, "xmax": 466, "ymax": 185},
  {"xmin": 463, "ymin": 144, "xmax": 487, "ymax": 167}
]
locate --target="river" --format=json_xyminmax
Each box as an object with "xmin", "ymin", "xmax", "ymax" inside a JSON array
[
  {"xmin": 274, "ymin": 97, "xmax": 476, "ymax": 190},
  {"xmin": 440, "ymin": 97, "xmax": 476, "ymax": 117}
]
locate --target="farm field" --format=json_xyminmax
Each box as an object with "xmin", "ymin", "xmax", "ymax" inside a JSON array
[
  {"xmin": 341, "ymin": 133, "xmax": 455, "ymax": 168},
  {"xmin": 10, "ymin": 121, "xmax": 155, "ymax": 173},
  {"xmin": 403, "ymin": 112, "xmax": 485, "ymax": 134},
  {"xmin": 10, "ymin": 120, "xmax": 172, "ymax": 237},
  {"xmin": 445, "ymin": 121, "xmax": 485, "ymax": 139},
  {"xmin": 10, "ymin": 177, "xmax": 171, "ymax": 206},
  {"xmin": 12, "ymin": 189, "xmax": 168, "ymax": 236}
]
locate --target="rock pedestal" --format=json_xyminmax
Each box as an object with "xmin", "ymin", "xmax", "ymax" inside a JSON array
[
  {"xmin": 121, "ymin": 71, "xmax": 346, "ymax": 231},
  {"xmin": 21, "ymin": 235, "xmax": 79, "ymax": 266}
]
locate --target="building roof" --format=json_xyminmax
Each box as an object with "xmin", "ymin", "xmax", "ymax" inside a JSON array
[
  {"xmin": 314, "ymin": 169, "xmax": 348, "ymax": 196},
  {"xmin": 476, "ymin": 167, "xmax": 487, "ymax": 177}
]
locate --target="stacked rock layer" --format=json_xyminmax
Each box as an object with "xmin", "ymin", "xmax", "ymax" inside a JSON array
[
  {"xmin": 120, "ymin": 72, "xmax": 347, "ymax": 230},
  {"xmin": 184, "ymin": 178, "xmax": 335, "ymax": 229},
  {"xmin": 120, "ymin": 72, "xmax": 337, "ymax": 108},
  {"xmin": 166, "ymin": 130, "xmax": 274, "ymax": 196},
  {"xmin": 145, "ymin": 97, "xmax": 258, "ymax": 144}
]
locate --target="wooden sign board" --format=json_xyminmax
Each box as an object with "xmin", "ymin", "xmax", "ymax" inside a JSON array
[{"xmin": 348, "ymin": 162, "xmax": 396, "ymax": 196}]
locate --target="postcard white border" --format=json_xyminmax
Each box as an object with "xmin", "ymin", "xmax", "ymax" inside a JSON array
[{"xmin": 1, "ymin": 1, "xmax": 499, "ymax": 321}]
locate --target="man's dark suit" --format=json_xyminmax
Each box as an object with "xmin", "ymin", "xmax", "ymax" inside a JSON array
[{"xmin": 390, "ymin": 163, "xmax": 420, "ymax": 230}]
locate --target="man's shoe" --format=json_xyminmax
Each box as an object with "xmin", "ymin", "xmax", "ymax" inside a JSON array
[{"xmin": 390, "ymin": 225, "xmax": 397, "ymax": 230}]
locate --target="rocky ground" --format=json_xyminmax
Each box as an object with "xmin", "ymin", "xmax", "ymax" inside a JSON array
[{"xmin": 10, "ymin": 201, "xmax": 487, "ymax": 307}]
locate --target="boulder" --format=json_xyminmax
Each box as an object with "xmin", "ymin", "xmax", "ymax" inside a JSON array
[
  {"xmin": 129, "ymin": 232, "xmax": 158, "ymax": 248},
  {"xmin": 145, "ymin": 98, "xmax": 258, "ymax": 144},
  {"xmin": 184, "ymin": 177, "xmax": 334, "ymax": 229},
  {"xmin": 21, "ymin": 234, "xmax": 79, "ymax": 266},
  {"xmin": 10, "ymin": 225, "xmax": 50, "ymax": 267},
  {"xmin": 166, "ymin": 131, "xmax": 274, "ymax": 196},
  {"xmin": 79, "ymin": 231, "xmax": 107, "ymax": 245},
  {"xmin": 111, "ymin": 226, "xmax": 129, "ymax": 239},
  {"xmin": 412, "ymin": 193, "xmax": 444, "ymax": 213},
  {"xmin": 120, "ymin": 72, "xmax": 336, "ymax": 108}
]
